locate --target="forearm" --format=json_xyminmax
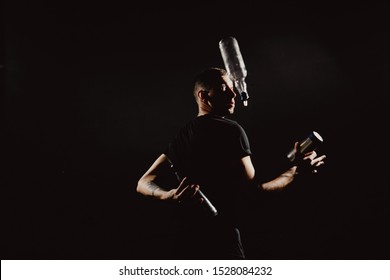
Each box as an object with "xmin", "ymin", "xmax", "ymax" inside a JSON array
[
  {"xmin": 260, "ymin": 166, "xmax": 297, "ymax": 191},
  {"xmin": 136, "ymin": 176, "xmax": 173, "ymax": 200}
]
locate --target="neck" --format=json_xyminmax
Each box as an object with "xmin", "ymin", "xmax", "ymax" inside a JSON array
[
  {"xmin": 197, "ymin": 110, "xmax": 208, "ymax": 117},
  {"xmin": 197, "ymin": 103, "xmax": 228, "ymax": 118},
  {"xmin": 197, "ymin": 103, "xmax": 212, "ymax": 116},
  {"xmin": 197, "ymin": 110, "xmax": 226, "ymax": 118}
]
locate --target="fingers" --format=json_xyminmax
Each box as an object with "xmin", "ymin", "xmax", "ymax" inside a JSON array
[
  {"xmin": 311, "ymin": 159, "xmax": 326, "ymax": 174},
  {"xmin": 294, "ymin": 142, "xmax": 300, "ymax": 153},
  {"xmin": 316, "ymin": 154, "xmax": 327, "ymax": 162},
  {"xmin": 303, "ymin": 150, "xmax": 317, "ymax": 161},
  {"xmin": 299, "ymin": 153, "xmax": 327, "ymax": 175},
  {"xmin": 176, "ymin": 177, "xmax": 190, "ymax": 194},
  {"xmin": 182, "ymin": 186, "xmax": 204, "ymax": 208},
  {"xmin": 174, "ymin": 178, "xmax": 201, "ymax": 204},
  {"xmin": 302, "ymin": 152, "xmax": 326, "ymax": 163},
  {"xmin": 177, "ymin": 184, "xmax": 200, "ymax": 202},
  {"xmin": 310, "ymin": 154, "xmax": 326, "ymax": 166}
]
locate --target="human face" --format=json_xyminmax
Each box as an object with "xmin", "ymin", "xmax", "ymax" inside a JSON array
[{"xmin": 207, "ymin": 75, "xmax": 237, "ymax": 116}]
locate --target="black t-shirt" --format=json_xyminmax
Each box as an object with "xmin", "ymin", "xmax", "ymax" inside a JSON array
[
  {"xmin": 164, "ymin": 114, "xmax": 251, "ymax": 259},
  {"xmin": 165, "ymin": 114, "xmax": 251, "ymax": 178}
]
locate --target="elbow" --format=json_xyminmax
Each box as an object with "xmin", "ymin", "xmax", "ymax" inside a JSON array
[
  {"xmin": 136, "ymin": 178, "xmax": 145, "ymax": 194},
  {"xmin": 260, "ymin": 182, "xmax": 275, "ymax": 192}
]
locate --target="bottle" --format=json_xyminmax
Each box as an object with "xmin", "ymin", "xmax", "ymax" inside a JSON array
[
  {"xmin": 219, "ymin": 36, "xmax": 249, "ymax": 106},
  {"xmin": 169, "ymin": 161, "xmax": 218, "ymax": 217},
  {"xmin": 197, "ymin": 190, "xmax": 218, "ymax": 217},
  {"xmin": 287, "ymin": 131, "xmax": 324, "ymax": 162}
]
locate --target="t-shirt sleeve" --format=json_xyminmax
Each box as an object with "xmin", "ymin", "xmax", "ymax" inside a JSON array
[
  {"xmin": 164, "ymin": 135, "xmax": 178, "ymax": 165},
  {"xmin": 163, "ymin": 128, "xmax": 186, "ymax": 171},
  {"xmin": 235, "ymin": 123, "xmax": 252, "ymax": 159}
]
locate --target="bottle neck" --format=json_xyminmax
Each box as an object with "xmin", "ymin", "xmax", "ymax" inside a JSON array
[
  {"xmin": 234, "ymin": 78, "xmax": 249, "ymax": 106},
  {"xmin": 235, "ymin": 78, "xmax": 247, "ymax": 95}
]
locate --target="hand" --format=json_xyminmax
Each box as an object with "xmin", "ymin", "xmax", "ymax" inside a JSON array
[
  {"xmin": 165, "ymin": 177, "xmax": 203, "ymax": 206},
  {"xmin": 293, "ymin": 142, "xmax": 326, "ymax": 174}
]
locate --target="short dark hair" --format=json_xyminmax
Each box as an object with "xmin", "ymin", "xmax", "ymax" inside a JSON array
[{"xmin": 193, "ymin": 67, "xmax": 227, "ymax": 96}]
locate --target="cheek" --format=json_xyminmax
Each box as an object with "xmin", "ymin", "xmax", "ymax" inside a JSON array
[{"xmin": 210, "ymin": 95, "xmax": 223, "ymax": 104}]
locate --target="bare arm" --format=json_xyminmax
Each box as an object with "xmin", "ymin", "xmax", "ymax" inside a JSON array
[
  {"xmin": 136, "ymin": 154, "xmax": 174, "ymax": 200},
  {"xmin": 137, "ymin": 154, "xmax": 201, "ymax": 203},
  {"xmin": 239, "ymin": 156, "xmax": 296, "ymax": 191},
  {"xmin": 239, "ymin": 143, "xmax": 326, "ymax": 191}
]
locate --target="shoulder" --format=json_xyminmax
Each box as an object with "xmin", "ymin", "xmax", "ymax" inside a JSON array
[
  {"xmin": 214, "ymin": 116, "xmax": 247, "ymax": 137},
  {"xmin": 172, "ymin": 115, "xmax": 247, "ymax": 142},
  {"xmin": 196, "ymin": 114, "xmax": 243, "ymax": 130}
]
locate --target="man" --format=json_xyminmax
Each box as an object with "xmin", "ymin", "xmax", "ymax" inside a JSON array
[{"xmin": 136, "ymin": 67, "xmax": 326, "ymax": 259}]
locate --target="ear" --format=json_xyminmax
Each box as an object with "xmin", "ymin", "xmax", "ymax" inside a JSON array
[{"xmin": 197, "ymin": 90, "xmax": 209, "ymax": 102}]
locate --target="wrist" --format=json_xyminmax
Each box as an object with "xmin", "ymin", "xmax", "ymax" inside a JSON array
[{"xmin": 160, "ymin": 189, "xmax": 175, "ymax": 201}]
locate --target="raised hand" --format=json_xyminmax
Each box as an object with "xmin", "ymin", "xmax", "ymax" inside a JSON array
[{"xmin": 293, "ymin": 142, "xmax": 326, "ymax": 174}]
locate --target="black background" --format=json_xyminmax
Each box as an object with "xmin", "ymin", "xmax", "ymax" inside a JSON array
[{"xmin": 2, "ymin": 0, "xmax": 390, "ymax": 259}]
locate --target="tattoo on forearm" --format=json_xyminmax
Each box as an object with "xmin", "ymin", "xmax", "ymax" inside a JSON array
[{"xmin": 147, "ymin": 182, "xmax": 159, "ymax": 197}]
